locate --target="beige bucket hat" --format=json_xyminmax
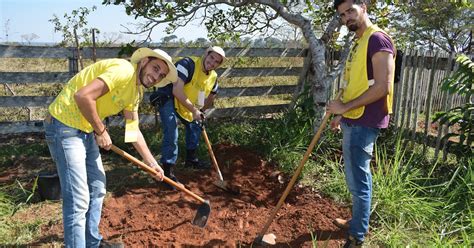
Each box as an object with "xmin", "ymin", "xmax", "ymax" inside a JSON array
[
  {"xmin": 131, "ymin": 48, "xmax": 178, "ymax": 83},
  {"xmin": 205, "ymin": 46, "xmax": 226, "ymax": 62}
]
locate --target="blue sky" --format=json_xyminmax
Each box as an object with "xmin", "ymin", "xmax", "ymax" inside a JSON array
[{"xmin": 0, "ymin": 0, "xmax": 206, "ymax": 43}]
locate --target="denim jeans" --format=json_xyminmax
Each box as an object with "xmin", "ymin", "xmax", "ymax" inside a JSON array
[
  {"xmin": 341, "ymin": 122, "xmax": 380, "ymax": 241},
  {"xmin": 44, "ymin": 116, "xmax": 106, "ymax": 248},
  {"xmin": 158, "ymin": 98, "xmax": 202, "ymax": 164}
]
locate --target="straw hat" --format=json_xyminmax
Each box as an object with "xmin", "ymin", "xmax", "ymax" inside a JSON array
[
  {"xmin": 205, "ymin": 46, "xmax": 226, "ymax": 62},
  {"xmin": 131, "ymin": 48, "xmax": 177, "ymax": 83}
]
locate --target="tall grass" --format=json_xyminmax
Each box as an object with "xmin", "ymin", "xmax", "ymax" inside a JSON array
[
  {"xmin": 0, "ymin": 179, "xmax": 41, "ymax": 244},
  {"xmin": 369, "ymin": 136, "xmax": 441, "ymax": 246},
  {"xmin": 430, "ymin": 158, "xmax": 473, "ymax": 246}
]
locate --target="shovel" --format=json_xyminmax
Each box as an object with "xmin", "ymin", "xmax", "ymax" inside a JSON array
[
  {"xmin": 254, "ymin": 90, "xmax": 343, "ymax": 245},
  {"xmin": 110, "ymin": 144, "xmax": 211, "ymax": 228},
  {"xmin": 201, "ymin": 125, "xmax": 241, "ymax": 195}
]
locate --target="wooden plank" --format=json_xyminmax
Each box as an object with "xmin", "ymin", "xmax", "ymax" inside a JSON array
[
  {"xmin": 204, "ymin": 104, "xmax": 287, "ymax": 118},
  {"xmin": 217, "ymin": 85, "xmax": 295, "ymax": 97},
  {"xmin": 3, "ymin": 45, "xmax": 459, "ymax": 70},
  {"xmin": 411, "ymin": 51, "xmax": 426, "ymax": 141},
  {"xmin": 0, "ymin": 86, "xmax": 294, "ymax": 107},
  {"xmin": 83, "ymin": 47, "xmax": 309, "ymax": 58},
  {"xmin": 216, "ymin": 67, "xmax": 302, "ymax": 77},
  {"xmin": 3, "ymin": 45, "xmax": 460, "ymax": 67},
  {"xmin": 0, "ymin": 104, "xmax": 288, "ymax": 134},
  {"xmin": 0, "ymin": 45, "xmax": 71, "ymax": 58},
  {"xmin": 0, "ymin": 67, "xmax": 301, "ymax": 84},
  {"xmin": 0, "ymin": 72, "xmax": 72, "ymax": 84},
  {"xmin": 398, "ymin": 49, "xmax": 413, "ymax": 129},
  {"xmin": 434, "ymin": 52, "xmax": 455, "ymax": 159},
  {"xmin": 0, "ymin": 121, "xmax": 45, "ymax": 134},
  {"xmin": 442, "ymin": 63, "xmax": 458, "ymax": 161},
  {"xmin": 0, "ymin": 45, "xmax": 308, "ymax": 59},
  {"xmin": 422, "ymin": 51, "xmax": 439, "ymax": 154},
  {"xmin": 393, "ymin": 50, "xmax": 408, "ymax": 127},
  {"xmin": 405, "ymin": 50, "xmax": 418, "ymax": 130},
  {"xmin": 0, "ymin": 96, "xmax": 56, "ymax": 107}
]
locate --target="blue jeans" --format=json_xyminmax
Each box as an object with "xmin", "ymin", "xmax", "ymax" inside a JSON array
[
  {"xmin": 158, "ymin": 98, "xmax": 202, "ymax": 164},
  {"xmin": 44, "ymin": 116, "xmax": 106, "ymax": 248},
  {"xmin": 341, "ymin": 122, "xmax": 380, "ymax": 241}
]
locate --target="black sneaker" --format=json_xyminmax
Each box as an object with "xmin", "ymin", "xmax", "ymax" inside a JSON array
[
  {"xmin": 185, "ymin": 149, "xmax": 211, "ymax": 170},
  {"xmin": 99, "ymin": 240, "xmax": 124, "ymax": 248},
  {"xmin": 185, "ymin": 159, "xmax": 211, "ymax": 170},
  {"xmin": 343, "ymin": 236, "xmax": 363, "ymax": 248},
  {"xmin": 162, "ymin": 163, "xmax": 180, "ymax": 191}
]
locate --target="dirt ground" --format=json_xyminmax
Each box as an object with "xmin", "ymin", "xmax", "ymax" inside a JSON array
[{"xmin": 2, "ymin": 134, "xmax": 351, "ymax": 247}]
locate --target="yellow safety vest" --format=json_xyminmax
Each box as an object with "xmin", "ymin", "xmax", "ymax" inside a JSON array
[
  {"xmin": 174, "ymin": 57, "xmax": 218, "ymax": 122},
  {"xmin": 342, "ymin": 25, "xmax": 395, "ymax": 119}
]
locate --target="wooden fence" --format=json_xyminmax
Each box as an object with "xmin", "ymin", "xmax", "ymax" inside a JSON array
[
  {"xmin": 0, "ymin": 45, "xmax": 306, "ymax": 133},
  {"xmin": 0, "ymin": 45, "xmax": 469, "ymax": 157},
  {"xmin": 392, "ymin": 50, "xmax": 469, "ymax": 158}
]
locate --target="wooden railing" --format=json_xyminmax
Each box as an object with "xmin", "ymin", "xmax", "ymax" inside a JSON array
[
  {"xmin": 0, "ymin": 45, "xmax": 306, "ymax": 133},
  {"xmin": 1, "ymin": 45, "xmax": 470, "ymax": 158}
]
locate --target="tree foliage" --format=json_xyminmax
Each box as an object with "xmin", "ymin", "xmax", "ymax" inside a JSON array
[
  {"xmin": 389, "ymin": 1, "xmax": 473, "ymax": 52},
  {"xmin": 49, "ymin": 6, "xmax": 131, "ymax": 47},
  {"xmin": 433, "ymin": 54, "xmax": 473, "ymax": 157},
  {"xmin": 102, "ymin": 0, "xmax": 343, "ymax": 129},
  {"xmin": 49, "ymin": 6, "xmax": 99, "ymax": 47}
]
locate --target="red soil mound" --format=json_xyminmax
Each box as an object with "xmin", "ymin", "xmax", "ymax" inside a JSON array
[{"xmin": 99, "ymin": 143, "xmax": 350, "ymax": 247}]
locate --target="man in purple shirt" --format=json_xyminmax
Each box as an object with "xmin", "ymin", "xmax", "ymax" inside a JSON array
[{"xmin": 328, "ymin": 1, "xmax": 396, "ymax": 247}]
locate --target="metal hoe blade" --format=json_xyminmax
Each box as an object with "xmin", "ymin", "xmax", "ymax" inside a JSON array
[
  {"xmin": 254, "ymin": 233, "xmax": 276, "ymax": 245},
  {"xmin": 192, "ymin": 200, "xmax": 211, "ymax": 228},
  {"xmin": 213, "ymin": 180, "xmax": 241, "ymax": 195}
]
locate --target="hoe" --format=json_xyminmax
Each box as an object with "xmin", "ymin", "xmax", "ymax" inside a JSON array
[
  {"xmin": 254, "ymin": 90, "xmax": 343, "ymax": 245},
  {"xmin": 111, "ymin": 144, "xmax": 211, "ymax": 228}
]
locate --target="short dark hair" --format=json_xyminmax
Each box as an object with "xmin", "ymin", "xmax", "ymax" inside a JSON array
[{"xmin": 334, "ymin": 0, "xmax": 364, "ymax": 10}]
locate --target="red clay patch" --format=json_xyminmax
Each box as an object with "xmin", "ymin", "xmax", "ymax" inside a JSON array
[
  {"xmin": 7, "ymin": 139, "xmax": 351, "ymax": 247},
  {"xmin": 99, "ymin": 143, "xmax": 350, "ymax": 247}
]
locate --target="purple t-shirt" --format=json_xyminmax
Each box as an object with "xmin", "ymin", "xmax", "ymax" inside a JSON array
[{"xmin": 342, "ymin": 31, "xmax": 395, "ymax": 129}]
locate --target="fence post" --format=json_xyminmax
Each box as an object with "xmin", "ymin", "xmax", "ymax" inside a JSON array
[
  {"xmin": 422, "ymin": 50, "xmax": 439, "ymax": 154},
  {"xmin": 442, "ymin": 60, "xmax": 459, "ymax": 161},
  {"xmin": 393, "ymin": 49, "xmax": 408, "ymax": 128},
  {"xmin": 398, "ymin": 49, "xmax": 412, "ymax": 129},
  {"xmin": 434, "ymin": 52, "xmax": 455, "ymax": 160},
  {"xmin": 411, "ymin": 50, "xmax": 427, "ymax": 142},
  {"xmin": 405, "ymin": 49, "xmax": 419, "ymax": 132},
  {"xmin": 92, "ymin": 28, "xmax": 97, "ymax": 63},
  {"xmin": 68, "ymin": 48, "xmax": 79, "ymax": 74}
]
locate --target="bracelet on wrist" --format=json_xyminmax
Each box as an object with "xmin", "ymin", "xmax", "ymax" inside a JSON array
[
  {"xmin": 148, "ymin": 161, "xmax": 158, "ymax": 168},
  {"xmin": 94, "ymin": 126, "xmax": 107, "ymax": 136}
]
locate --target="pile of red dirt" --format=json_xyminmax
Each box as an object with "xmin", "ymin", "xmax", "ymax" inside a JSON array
[
  {"xmin": 1, "ymin": 134, "xmax": 351, "ymax": 247},
  {"xmin": 99, "ymin": 143, "xmax": 350, "ymax": 247}
]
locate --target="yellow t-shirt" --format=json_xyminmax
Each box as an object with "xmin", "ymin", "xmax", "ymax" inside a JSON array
[
  {"xmin": 49, "ymin": 59, "xmax": 142, "ymax": 132},
  {"xmin": 174, "ymin": 57, "xmax": 218, "ymax": 122}
]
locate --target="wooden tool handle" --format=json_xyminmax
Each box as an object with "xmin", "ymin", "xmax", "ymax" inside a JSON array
[
  {"xmin": 257, "ymin": 89, "xmax": 343, "ymax": 237},
  {"xmin": 201, "ymin": 127, "xmax": 224, "ymax": 181},
  {"xmin": 110, "ymin": 144, "xmax": 207, "ymax": 204}
]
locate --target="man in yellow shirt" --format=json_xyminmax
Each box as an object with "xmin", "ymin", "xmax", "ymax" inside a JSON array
[
  {"xmin": 44, "ymin": 48, "xmax": 177, "ymax": 248},
  {"xmin": 328, "ymin": 1, "xmax": 396, "ymax": 247},
  {"xmin": 150, "ymin": 46, "xmax": 225, "ymax": 187}
]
